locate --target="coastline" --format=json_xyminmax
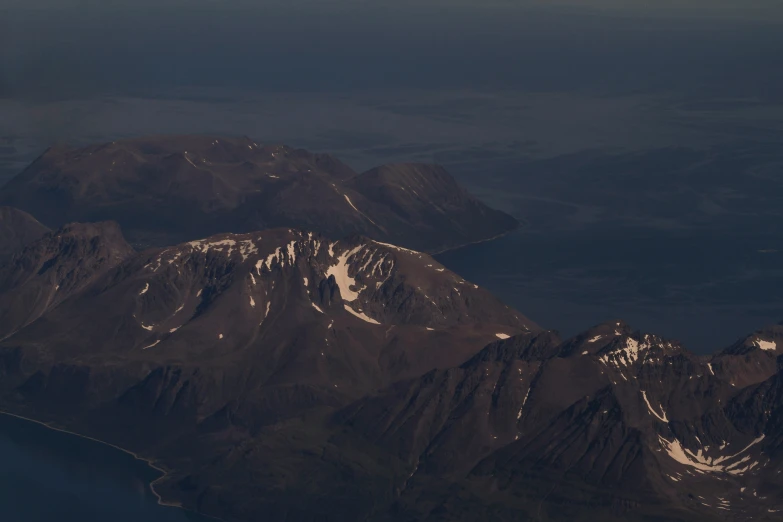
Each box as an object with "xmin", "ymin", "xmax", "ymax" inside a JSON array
[
  {"xmin": 0, "ymin": 409, "xmax": 222, "ymax": 521},
  {"xmin": 429, "ymin": 223, "xmax": 521, "ymax": 256}
]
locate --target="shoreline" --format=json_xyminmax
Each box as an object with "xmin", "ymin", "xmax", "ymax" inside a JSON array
[
  {"xmin": 430, "ymin": 224, "xmax": 520, "ymax": 256},
  {"xmin": 0, "ymin": 409, "xmax": 222, "ymax": 521}
]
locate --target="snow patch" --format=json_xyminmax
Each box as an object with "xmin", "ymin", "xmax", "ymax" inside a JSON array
[
  {"xmin": 187, "ymin": 238, "xmax": 239, "ymax": 256},
  {"xmin": 142, "ymin": 340, "xmax": 160, "ymax": 350},
  {"xmin": 238, "ymin": 240, "xmax": 258, "ymax": 261},
  {"xmin": 258, "ymin": 247, "xmax": 282, "ymax": 272},
  {"xmin": 343, "ymin": 195, "xmax": 379, "ymax": 226},
  {"xmin": 344, "ymin": 194, "xmax": 360, "ymax": 212},
  {"xmin": 517, "ymin": 389, "xmax": 531, "ymax": 420},
  {"xmin": 286, "ymin": 240, "xmax": 297, "ymax": 264},
  {"xmin": 755, "ymin": 338, "xmax": 777, "ymax": 351},
  {"xmin": 496, "ymin": 333, "xmax": 511, "ymax": 340},
  {"xmin": 641, "ymin": 391, "xmax": 669, "ymax": 423},
  {"xmin": 599, "ymin": 337, "xmax": 654, "ymax": 368},
  {"xmin": 657, "ymin": 434, "xmax": 765, "ymax": 475},
  {"xmin": 312, "ymin": 302, "xmax": 324, "ymax": 313},
  {"xmin": 139, "ymin": 283, "xmax": 149, "ymax": 295},
  {"xmin": 371, "ymin": 257, "xmax": 387, "ymax": 276},
  {"xmin": 371, "ymin": 240, "xmax": 420, "ymax": 255},
  {"xmin": 344, "ymin": 304, "xmax": 380, "ymax": 325},
  {"xmin": 264, "ymin": 301, "xmax": 271, "ymax": 322},
  {"xmin": 326, "ymin": 245, "xmax": 364, "ymax": 301},
  {"xmin": 183, "ymin": 152, "xmax": 199, "ymax": 168}
]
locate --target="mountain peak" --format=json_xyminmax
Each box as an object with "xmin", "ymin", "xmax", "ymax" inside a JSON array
[
  {"xmin": 0, "ymin": 206, "xmax": 49, "ymax": 262},
  {"xmin": 136, "ymin": 227, "xmax": 534, "ymax": 333},
  {"xmin": 0, "ymin": 220, "xmax": 135, "ymax": 340},
  {"xmin": 722, "ymin": 325, "xmax": 783, "ymax": 356}
]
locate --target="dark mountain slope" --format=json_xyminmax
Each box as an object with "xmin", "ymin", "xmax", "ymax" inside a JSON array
[
  {"xmin": 710, "ymin": 324, "xmax": 783, "ymax": 389},
  {"xmin": 2, "ymin": 220, "xmax": 783, "ymax": 521},
  {"xmin": 0, "ymin": 136, "xmax": 519, "ymax": 251},
  {"xmin": 331, "ymin": 324, "xmax": 783, "ymax": 522},
  {"xmin": 335, "ymin": 332, "xmax": 556, "ymax": 485},
  {"xmin": 0, "ymin": 226, "xmax": 534, "ymax": 432},
  {"xmin": 0, "ymin": 221, "xmax": 135, "ymax": 341},
  {"xmin": 0, "ymin": 206, "xmax": 49, "ymax": 262},
  {"xmin": 344, "ymin": 163, "xmax": 518, "ymax": 252},
  {"xmin": 0, "ymin": 223, "xmax": 535, "ymax": 522}
]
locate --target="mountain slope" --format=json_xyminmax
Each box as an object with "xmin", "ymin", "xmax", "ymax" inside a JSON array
[
  {"xmin": 0, "ymin": 221, "xmax": 135, "ymax": 341},
  {"xmin": 2, "ymin": 221, "xmax": 783, "ymax": 521},
  {"xmin": 0, "ymin": 206, "xmax": 49, "ymax": 262},
  {"xmin": 332, "ymin": 325, "xmax": 783, "ymax": 522},
  {"xmin": 0, "ymin": 136, "xmax": 519, "ymax": 252},
  {"xmin": 0, "ymin": 225, "xmax": 534, "ymax": 429},
  {"xmin": 344, "ymin": 163, "xmax": 518, "ymax": 252},
  {"xmin": 0, "ymin": 223, "xmax": 537, "ymax": 522}
]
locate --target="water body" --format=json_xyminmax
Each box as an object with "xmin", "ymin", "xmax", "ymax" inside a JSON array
[
  {"xmin": 0, "ymin": 413, "xmax": 211, "ymax": 522},
  {"xmin": 436, "ymin": 228, "xmax": 783, "ymax": 354}
]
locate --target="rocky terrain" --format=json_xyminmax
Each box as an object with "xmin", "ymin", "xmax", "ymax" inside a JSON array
[
  {"xmin": 0, "ymin": 215, "xmax": 780, "ymax": 521},
  {"xmin": 0, "ymin": 136, "xmax": 518, "ymax": 252},
  {"xmin": 0, "ymin": 137, "xmax": 781, "ymax": 522}
]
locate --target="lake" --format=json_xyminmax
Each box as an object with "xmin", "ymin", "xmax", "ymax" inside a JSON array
[{"xmin": 0, "ymin": 413, "xmax": 212, "ymax": 522}]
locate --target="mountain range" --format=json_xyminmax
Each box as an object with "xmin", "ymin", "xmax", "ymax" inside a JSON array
[
  {"xmin": 0, "ymin": 136, "xmax": 519, "ymax": 252},
  {"xmin": 0, "ymin": 136, "xmax": 781, "ymax": 522}
]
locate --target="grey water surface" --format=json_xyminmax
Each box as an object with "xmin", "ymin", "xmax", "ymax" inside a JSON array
[{"xmin": 0, "ymin": 413, "xmax": 212, "ymax": 522}]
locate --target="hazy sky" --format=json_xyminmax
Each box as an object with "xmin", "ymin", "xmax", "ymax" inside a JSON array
[
  {"xmin": 3, "ymin": 0, "xmax": 783, "ymax": 14},
  {"xmin": 3, "ymin": 1, "xmax": 782, "ymax": 102}
]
